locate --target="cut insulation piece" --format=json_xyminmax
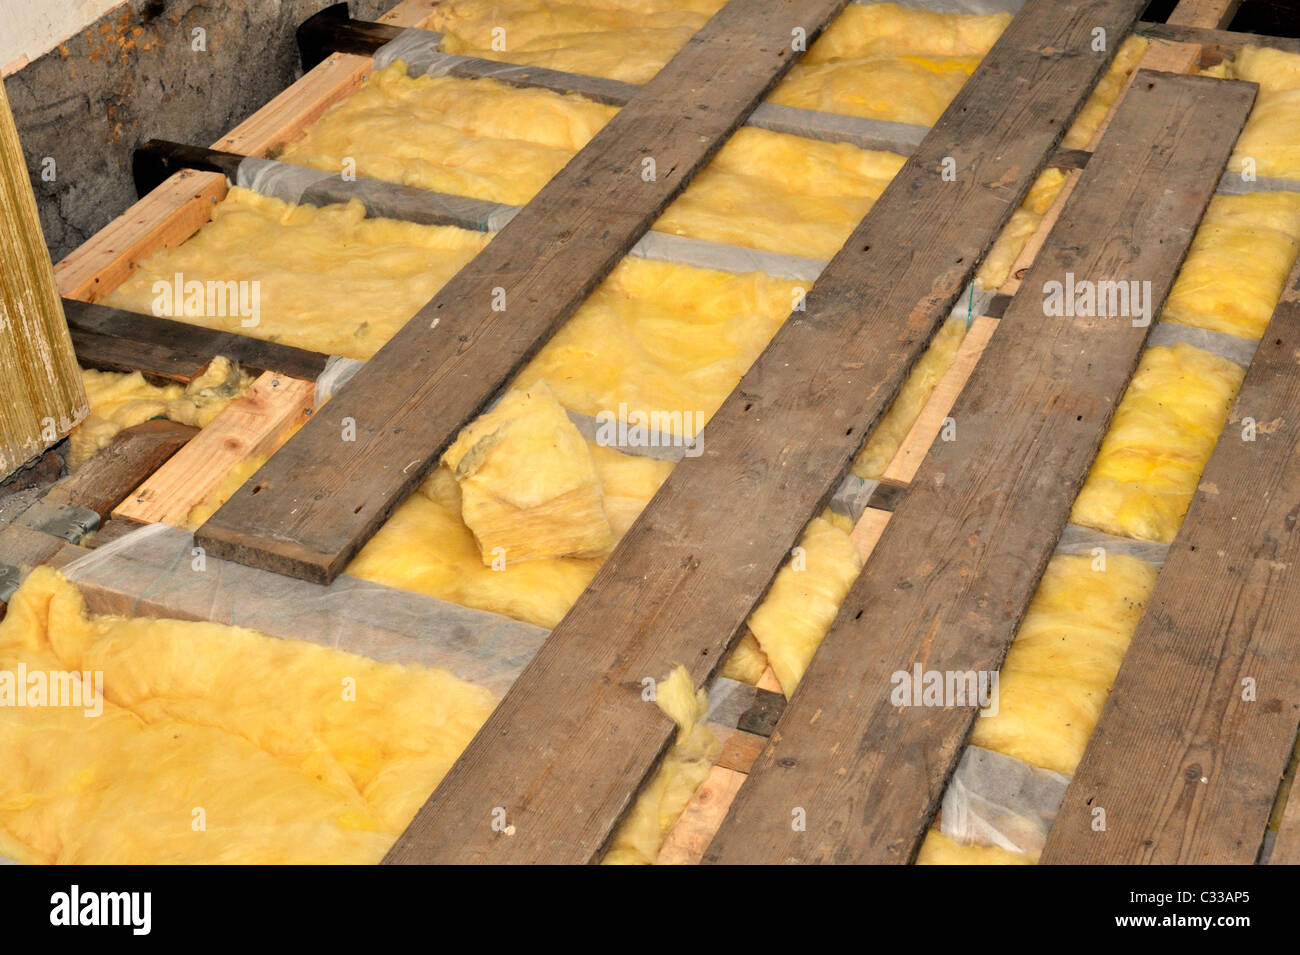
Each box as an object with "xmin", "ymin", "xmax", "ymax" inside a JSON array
[
  {"xmin": 1070, "ymin": 344, "xmax": 1245, "ymax": 545},
  {"xmin": 603, "ymin": 666, "xmax": 720, "ymax": 865},
  {"xmin": 347, "ymin": 446, "xmax": 673, "ymax": 628},
  {"xmin": 745, "ymin": 515, "xmax": 863, "ymax": 697},
  {"xmin": 68, "ymin": 359, "xmax": 251, "ymax": 469},
  {"xmin": 1230, "ymin": 45, "xmax": 1300, "ymax": 179},
  {"xmin": 443, "ymin": 381, "xmax": 614, "ymax": 563},
  {"xmin": 0, "ymin": 568, "xmax": 495, "ymax": 864},
  {"xmin": 0, "ymin": 78, "xmax": 87, "ymax": 478},
  {"xmin": 916, "ymin": 829, "xmax": 1038, "ymax": 865},
  {"xmin": 969, "ymin": 553, "xmax": 1159, "ymax": 776},
  {"xmin": 1161, "ymin": 192, "xmax": 1300, "ymax": 340}
]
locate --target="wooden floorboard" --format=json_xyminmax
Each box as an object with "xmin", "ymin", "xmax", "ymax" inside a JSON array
[
  {"xmin": 1041, "ymin": 259, "xmax": 1300, "ymax": 865},
  {"xmin": 702, "ymin": 71, "xmax": 1254, "ymax": 865},
  {"xmin": 380, "ymin": 0, "xmax": 1155, "ymax": 864},
  {"xmin": 196, "ymin": 0, "xmax": 855, "ymax": 583}
]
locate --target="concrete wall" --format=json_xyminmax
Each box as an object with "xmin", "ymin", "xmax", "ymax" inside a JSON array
[{"xmin": 2, "ymin": 0, "xmax": 392, "ymax": 262}]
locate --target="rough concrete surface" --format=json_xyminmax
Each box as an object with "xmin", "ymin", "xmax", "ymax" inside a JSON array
[{"xmin": 4, "ymin": 0, "xmax": 392, "ymax": 262}]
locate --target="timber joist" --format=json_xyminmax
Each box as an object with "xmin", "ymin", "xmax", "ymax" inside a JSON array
[{"xmin": 5, "ymin": 0, "xmax": 1300, "ymax": 867}]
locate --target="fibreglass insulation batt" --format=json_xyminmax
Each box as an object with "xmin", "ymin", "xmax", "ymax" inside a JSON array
[
  {"xmin": 103, "ymin": 189, "xmax": 489, "ymax": 361},
  {"xmin": 279, "ymin": 65, "xmax": 905, "ymax": 261},
  {"xmin": 1162, "ymin": 191, "xmax": 1300, "ymax": 339},
  {"xmin": 1230, "ymin": 46, "xmax": 1300, "ymax": 179},
  {"xmin": 433, "ymin": 0, "xmax": 725, "ymax": 85},
  {"xmin": 432, "ymin": 1, "xmax": 1009, "ymax": 123},
  {"xmin": 970, "ymin": 553, "xmax": 1159, "ymax": 776},
  {"xmin": 0, "ymin": 568, "xmax": 495, "ymax": 864},
  {"xmin": 745, "ymin": 516, "xmax": 863, "ymax": 697},
  {"xmin": 0, "ymin": 79, "xmax": 87, "ymax": 478},
  {"xmin": 1069, "ymin": 344, "xmax": 1246, "ymax": 545}
]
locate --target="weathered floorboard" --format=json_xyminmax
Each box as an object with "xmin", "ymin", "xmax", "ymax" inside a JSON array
[
  {"xmin": 1041, "ymin": 259, "xmax": 1300, "ymax": 865},
  {"xmin": 383, "ymin": 0, "xmax": 1156, "ymax": 864},
  {"xmin": 703, "ymin": 71, "xmax": 1254, "ymax": 865}
]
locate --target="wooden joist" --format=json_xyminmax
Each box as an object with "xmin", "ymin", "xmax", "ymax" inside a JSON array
[
  {"xmin": 1139, "ymin": 21, "xmax": 1300, "ymax": 61},
  {"xmin": 1041, "ymin": 258, "xmax": 1300, "ymax": 865},
  {"xmin": 1165, "ymin": 0, "xmax": 1243, "ymax": 30},
  {"xmin": 64, "ymin": 298, "xmax": 330, "ymax": 383},
  {"xmin": 703, "ymin": 71, "xmax": 1255, "ymax": 865},
  {"xmin": 112, "ymin": 373, "xmax": 315, "ymax": 528},
  {"xmin": 197, "ymin": 0, "xmax": 858, "ymax": 583},
  {"xmin": 378, "ymin": 0, "xmax": 1154, "ymax": 864}
]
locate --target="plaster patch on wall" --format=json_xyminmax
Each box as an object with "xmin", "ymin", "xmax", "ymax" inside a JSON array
[{"xmin": 2, "ymin": 0, "xmax": 130, "ymax": 76}]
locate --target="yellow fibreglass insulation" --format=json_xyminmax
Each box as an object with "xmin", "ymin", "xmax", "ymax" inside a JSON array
[
  {"xmin": 917, "ymin": 829, "xmax": 1037, "ymax": 865},
  {"xmin": 770, "ymin": 5, "xmax": 1007, "ymax": 124},
  {"xmin": 1070, "ymin": 344, "xmax": 1245, "ymax": 545},
  {"xmin": 0, "ymin": 568, "xmax": 495, "ymax": 864},
  {"xmin": 973, "ymin": 169, "xmax": 1068, "ymax": 291},
  {"xmin": 433, "ymin": 0, "xmax": 726, "ymax": 84},
  {"xmin": 280, "ymin": 65, "xmax": 904, "ymax": 260},
  {"xmin": 105, "ymin": 189, "xmax": 489, "ymax": 361},
  {"xmin": 746, "ymin": 516, "xmax": 862, "ymax": 696},
  {"xmin": 719, "ymin": 630, "xmax": 769, "ymax": 685},
  {"xmin": 509, "ymin": 257, "xmax": 800, "ymax": 427},
  {"xmin": 442, "ymin": 382, "xmax": 615, "ymax": 562},
  {"xmin": 68, "ymin": 359, "xmax": 251, "ymax": 469},
  {"xmin": 969, "ymin": 553, "xmax": 1159, "ymax": 776},
  {"xmin": 432, "ymin": 1, "xmax": 1009, "ymax": 115},
  {"xmin": 1059, "ymin": 34, "xmax": 1148, "ymax": 150},
  {"xmin": 1161, "ymin": 192, "xmax": 1300, "ymax": 339},
  {"xmin": 346, "ymin": 442, "xmax": 670, "ymax": 629},
  {"xmin": 603, "ymin": 666, "xmax": 720, "ymax": 864},
  {"xmin": 851, "ymin": 315, "xmax": 967, "ymax": 480},
  {"xmin": 1230, "ymin": 46, "xmax": 1300, "ymax": 179}
]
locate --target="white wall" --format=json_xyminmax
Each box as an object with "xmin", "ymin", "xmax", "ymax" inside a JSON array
[{"xmin": 1, "ymin": 0, "xmax": 128, "ymax": 75}]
